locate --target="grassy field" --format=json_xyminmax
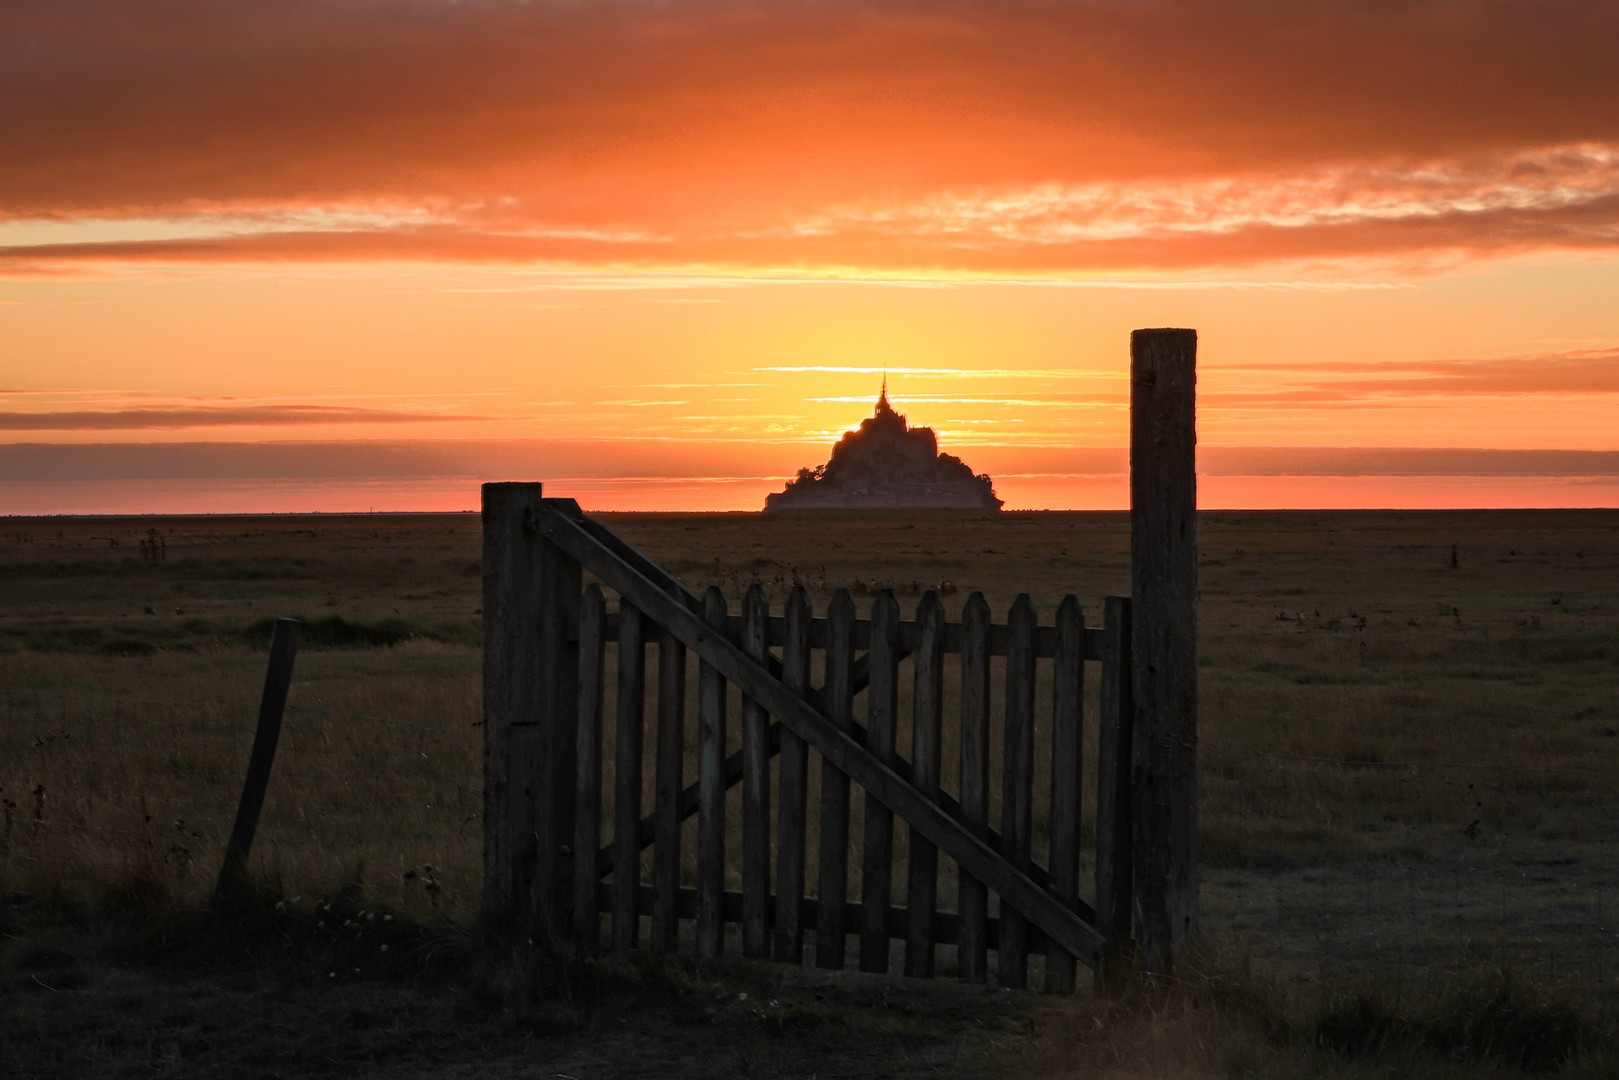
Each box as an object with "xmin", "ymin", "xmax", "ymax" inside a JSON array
[{"xmin": 2, "ymin": 508, "xmax": 1615, "ymax": 1077}]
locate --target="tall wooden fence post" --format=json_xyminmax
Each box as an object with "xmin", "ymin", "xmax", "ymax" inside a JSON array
[
  {"xmin": 482, "ymin": 481, "xmax": 545, "ymax": 930},
  {"xmin": 1129, "ymin": 328, "xmax": 1199, "ymax": 975},
  {"xmin": 212, "ymin": 617, "xmax": 299, "ymax": 908}
]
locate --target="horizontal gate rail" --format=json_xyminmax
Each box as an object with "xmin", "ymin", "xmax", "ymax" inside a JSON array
[
  {"xmin": 589, "ymin": 883, "xmax": 1081, "ymax": 952},
  {"xmin": 585, "ymin": 609, "xmax": 1107, "ymax": 662}
]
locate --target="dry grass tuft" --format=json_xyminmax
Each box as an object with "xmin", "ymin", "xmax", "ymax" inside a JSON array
[{"xmin": 1012, "ymin": 945, "xmax": 1614, "ymax": 1079}]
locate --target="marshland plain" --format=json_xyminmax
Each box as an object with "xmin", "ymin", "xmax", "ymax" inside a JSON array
[{"xmin": 2, "ymin": 508, "xmax": 1615, "ymax": 1078}]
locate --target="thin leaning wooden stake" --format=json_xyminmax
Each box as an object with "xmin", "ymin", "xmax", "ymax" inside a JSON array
[{"xmin": 213, "ymin": 617, "xmax": 299, "ymax": 908}]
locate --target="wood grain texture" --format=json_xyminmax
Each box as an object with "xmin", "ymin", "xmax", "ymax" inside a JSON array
[
  {"xmin": 1130, "ymin": 328, "xmax": 1200, "ymax": 973},
  {"xmin": 480, "ymin": 482, "xmax": 543, "ymax": 928}
]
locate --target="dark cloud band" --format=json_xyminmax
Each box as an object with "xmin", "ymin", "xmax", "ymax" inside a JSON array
[
  {"xmin": 6, "ymin": 440, "xmax": 1619, "ymax": 484},
  {"xmin": 5, "ymin": 1, "xmax": 1619, "ymax": 273}
]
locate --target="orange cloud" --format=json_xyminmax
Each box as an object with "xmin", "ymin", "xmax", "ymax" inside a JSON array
[
  {"xmin": 6, "ymin": 1, "xmax": 1619, "ymax": 275},
  {"xmin": 0, "ymin": 403, "xmax": 491, "ymax": 431},
  {"xmin": 1211, "ymin": 349, "xmax": 1619, "ymax": 405},
  {"xmin": 10, "ymin": 442, "xmax": 1619, "ymax": 495},
  {"xmin": 0, "ymin": 439, "xmax": 801, "ymax": 482}
]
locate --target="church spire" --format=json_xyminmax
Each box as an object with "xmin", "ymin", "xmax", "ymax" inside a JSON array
[{"xmin": 878, "ymin": 366, "xmax": 890, "ymax": 412}]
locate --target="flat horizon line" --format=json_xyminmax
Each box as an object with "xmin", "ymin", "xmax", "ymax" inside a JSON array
[{"xmin": 8, "ymin": 505, "xmax": 1618, "ymax": 521}]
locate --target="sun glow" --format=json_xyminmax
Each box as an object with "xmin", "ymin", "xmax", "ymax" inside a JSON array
[{"xmin": 4, "ymin": 1, "xmax": 1619, "ymax": 512}]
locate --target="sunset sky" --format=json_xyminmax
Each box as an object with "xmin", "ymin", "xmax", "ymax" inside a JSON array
[{"xmin": 4, "ymin": 0, "xmax": 1619, "ymax": 512}]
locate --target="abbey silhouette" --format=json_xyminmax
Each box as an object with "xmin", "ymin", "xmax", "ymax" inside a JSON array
[{"xmin": 764, "ymin": 379, "xmax": 1003, "ymax": 512}]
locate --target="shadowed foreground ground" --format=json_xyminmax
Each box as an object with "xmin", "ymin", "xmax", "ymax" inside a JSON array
[
  {"xmin": 2, "ymin": 509, "xmax": 1615, "ymax": 1076},
  {"xmin": 0, "ymin": 905, "xmax": 1049, "ymax": 1080}
]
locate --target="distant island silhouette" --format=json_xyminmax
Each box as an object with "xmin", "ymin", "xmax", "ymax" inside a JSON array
[{"xmin": 764, "ymin": 380, "xmax": 1003, "ymax": 512}]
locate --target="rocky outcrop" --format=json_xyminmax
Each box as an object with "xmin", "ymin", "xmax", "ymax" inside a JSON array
[{"xmin": 764, "ymin": 386, "xmax": 1003, "ymax": 512}]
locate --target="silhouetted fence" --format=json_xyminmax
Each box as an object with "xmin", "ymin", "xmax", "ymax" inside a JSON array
[{"xmin": 483, "ymin": 490, "xmax": 1133, "ymax": 990}]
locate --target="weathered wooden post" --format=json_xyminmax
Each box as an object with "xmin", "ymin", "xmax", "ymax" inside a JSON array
[
  {"xmin": 1129, "ymin": 328, "xmax": 1199, "ymax": 974},
  {"xmin": 482, "ymin": 481, "xmax": 546, "ymax": 930}
]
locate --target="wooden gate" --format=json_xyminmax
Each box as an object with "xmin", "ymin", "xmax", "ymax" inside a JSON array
[
  {"xmin": 483, "ymin": 328, "xmax": 1199, "ymax": 986},
  {"xmin": 483, "ymin": 491, "xmax": 1134, "ymax": 990}
]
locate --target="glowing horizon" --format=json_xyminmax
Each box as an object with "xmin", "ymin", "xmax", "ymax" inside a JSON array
[{"xmin": 5, "ymin": 2, "xmax": 1619, "ymax": 513}]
